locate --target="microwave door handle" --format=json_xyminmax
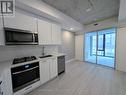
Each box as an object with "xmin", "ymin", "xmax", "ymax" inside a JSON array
[
  {"xmin": 33, "ymin": 34, "xmax": 35, "ymax": 42},
  {"xmin": 12, "ymin": 66, "xmax": 39, "ymax": 75}
]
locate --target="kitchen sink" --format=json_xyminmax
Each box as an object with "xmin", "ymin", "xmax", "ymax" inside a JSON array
[{"xmin": 39, "ymin": 55, "xmax": 53, "ymax": 58}]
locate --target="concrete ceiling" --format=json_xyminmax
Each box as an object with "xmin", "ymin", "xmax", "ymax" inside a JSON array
[{"xmin": 41, "ymin": 0, "xmax": 119, "ymax": 25}]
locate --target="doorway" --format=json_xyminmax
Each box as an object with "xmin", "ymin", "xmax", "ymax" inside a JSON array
[{"xmin": 84, "ymin": 28, "xmax": 116, "ymax": 68}]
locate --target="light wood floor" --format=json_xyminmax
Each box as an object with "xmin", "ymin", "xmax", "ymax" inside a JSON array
[{"xmin": 28, "ymin": 61, "xmax": 126, "ymax": 95}]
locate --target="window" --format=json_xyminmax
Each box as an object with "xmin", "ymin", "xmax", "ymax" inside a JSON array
[
  {"xmin": 98, "ymin": 35, "xmax": 104, "ymax": 50},
  {"xmin": 105, "ymin": 33, "xmax": 115, "ymax": 57},
  {"xmin": 91, "ymin": 36, "xmax": 96, "ymax": 55}
]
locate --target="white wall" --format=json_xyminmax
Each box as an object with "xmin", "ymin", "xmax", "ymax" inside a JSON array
[
  {"xmin": 75, "ymin": 35, "xmax": 84, "ymax": 61},
  {"xmin": 116, "ymin": 27, "xmax": 126, "ymax": 72},
  {"xmin": 59, "ymin": 31, "xmax": 75, "ymax": 61},
  {"xmin": 0, "ymin": 45, "xmax": 59, "ymax": 62},
  {"xmin": 115, "ymin": 0, "xmax": 126, "ymax": 72},
  {"xmin": 118, "ymin": 0, "xmax": 126, "ymax": 26},
  {"xmin": 0, "ymin": 13, "xmax": 4, "ymax": 45}
]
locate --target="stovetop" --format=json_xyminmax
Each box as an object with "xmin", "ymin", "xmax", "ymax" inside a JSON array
[{"xmin": 13, "ymin": 56, "xmax": 37, "ymax": 64}]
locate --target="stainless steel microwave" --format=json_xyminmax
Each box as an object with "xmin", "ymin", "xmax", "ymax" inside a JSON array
[{"xmin": 4, "ymin": 27, "xmax": 38, "ymax": 45}]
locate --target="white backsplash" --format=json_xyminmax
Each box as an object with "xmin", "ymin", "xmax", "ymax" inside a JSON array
[
  {"xmin": 0, "ymin": 45, "xmax": 59, "ymax": 62},
  {"xmin": 44, "ymin": 46, "xmax": 59, "ymax": 55}
]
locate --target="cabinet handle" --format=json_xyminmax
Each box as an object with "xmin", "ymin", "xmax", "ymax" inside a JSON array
[{"xmin": 12, "ymin": 66, "xmax": 39, "ymax": 75}]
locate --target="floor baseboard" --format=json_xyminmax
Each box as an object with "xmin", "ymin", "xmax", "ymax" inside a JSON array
[{"xmin": 66, "ymin": 58, "xmax": 75, "ymax": 63}]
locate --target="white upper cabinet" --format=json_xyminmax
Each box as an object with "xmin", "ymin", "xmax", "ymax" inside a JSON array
[
  {"xmin": 52, "ymin": 24, "xmax": 61, "ymax": 45},
  {"xmin": 3, "ymin": 8, "xmax": 61, "ymax": 45},
  {"xmin": 4, "ymin": 10, "xmax": 37, "ymax": 32},
  {"xmin": 0, "ymin": 15, "xmax": 4, "ymax": 45},
  {"xmin": 38, "ymin": 19, "xmax": 52, "ymax": 45},
  {"xmin": 38, "ymin": 19, "xmax": 61, "ymax": 45}
]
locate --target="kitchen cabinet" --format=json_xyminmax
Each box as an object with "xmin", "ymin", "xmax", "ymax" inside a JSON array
[
  {"xmin": 38, "ymin": 19, "xmax": 61, "ymax": 45},
  {"xmin": 39, "ymin": 58, "xmax": 58, "ymax": 85},
  {"xmin": 38, "ymin": 19, "xmax": 52, "ymax": 45},
  {"xmin": 1, "ymin": 68, "xmax": 13, "ymax": 95},
  {"xmin": 39, "ymin": 59, "xmax": 50, "ymax": 84},
  {"xmin": 4, "ymin": 10, "xmax": 37, "ymax": 33},
  {"xmin": 50, "ymin": 58, "xmax": 58, "ymax": 79},
  {"xmin": 0, "ymin": 15, "xmax": 4, "ymax": 45},
  {"xmin": 52, "ymin": 24, "xmax": 61, "ymax": 45}
]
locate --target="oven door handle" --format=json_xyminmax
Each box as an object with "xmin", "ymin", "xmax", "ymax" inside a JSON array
[{"xmin": 12, "ymin": 66, "xmax": 39, "ymax": 75}]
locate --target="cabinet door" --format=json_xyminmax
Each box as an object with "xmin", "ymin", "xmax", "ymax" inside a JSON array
[
  {"xmin": 2, "ymin": 68, "xmax": 13, "ymax": 95},
  {"xmin": 4, "ymin": 10, "xmax": 37, "ymax": 32},
  {"xmin": 50, "ymin": 58, "xmax": 58, "ymax": 79},
  {"xmin": 52, "ymin": 24, "xmax": 61, "ymax": 44},
  {"xmin": 0, "ymin": 15, "xmax": 4, "ymax": 45},
  {"xmin": 38, "ymin": 19, "xmax": 52, "ymax": 45},
  {"xmin": 39, "ymin": 60, "xmax": 50, "ymax": 85}
]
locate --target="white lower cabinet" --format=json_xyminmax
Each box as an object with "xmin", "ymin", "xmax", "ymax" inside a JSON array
[
  {"xmin": 50, "ymin": 58, "xmax": 58, "ymax": 79},
  {"xmin": 39, "ymin": 58, "xmax": 58, "ymax": 85},
  {"xmin": 39, "ymin": 59, "xmax": 50, "ymax": 85},
  {"xmin": 2, "ymin": 68, "xmax": 13, "ymax": 95}
]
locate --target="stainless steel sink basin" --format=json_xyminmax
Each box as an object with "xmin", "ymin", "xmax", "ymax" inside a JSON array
[{"xmin": 39, "ymin": 55, "xmax": 53, "ymax": 58}]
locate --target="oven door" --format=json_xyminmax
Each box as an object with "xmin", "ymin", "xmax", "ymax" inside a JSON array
[{"xmin": 11, "ymin": 62, "xmax": 40, "ymax": 92}]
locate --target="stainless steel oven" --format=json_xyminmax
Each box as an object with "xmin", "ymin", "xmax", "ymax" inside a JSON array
[{"xmin": 11, "ymin": 61, "xmax": 40, "ymax": 92}]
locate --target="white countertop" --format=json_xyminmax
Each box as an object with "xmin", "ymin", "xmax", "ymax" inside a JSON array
[
  {"xmin": 0, "ymin": 53, "xmax": 66, "ymax": 77},
  {"xmin": 0, "ymin": 60, "xmax": 12, "ymax": 77},
  {"xmin": 52, "ymin": 53, "xmax": 65, "ymax": 57}
]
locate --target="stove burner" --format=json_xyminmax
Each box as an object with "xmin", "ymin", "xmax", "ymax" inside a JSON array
[{"xmin": 13, "ymin": 56, "xmax": 37, "ymax": 64}]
